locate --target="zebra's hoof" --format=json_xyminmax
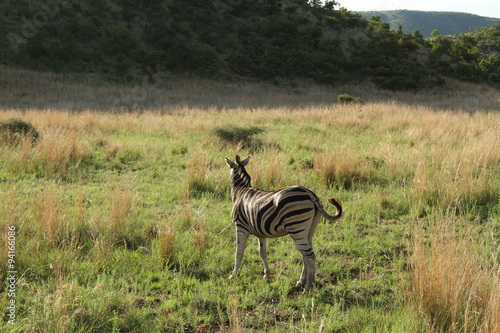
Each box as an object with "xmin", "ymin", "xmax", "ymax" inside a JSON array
[{"xmin": 287, "ymin": 285, "xmax": 303, "ymax": 296}]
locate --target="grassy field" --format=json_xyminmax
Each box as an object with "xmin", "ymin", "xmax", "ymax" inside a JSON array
[{"xmin": 0, "ymin": 68, "xmax": 499, "ymax": 332}]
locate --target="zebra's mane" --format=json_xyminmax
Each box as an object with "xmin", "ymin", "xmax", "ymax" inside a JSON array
[{"xmin": 231, "ymin": 162, "xmax": 251, "ymax": 188}]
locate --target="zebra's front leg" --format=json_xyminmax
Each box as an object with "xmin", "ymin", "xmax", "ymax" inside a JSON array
[
  {"xmin": 229, "ymin": 229, "xmax": 249, "ymax": 279},
  {"xmin": 258, "ymin": 237, "xmax": 271, "ymax": 279}
]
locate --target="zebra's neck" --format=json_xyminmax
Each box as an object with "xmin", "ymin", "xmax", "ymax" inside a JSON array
[
  {"xmin": 230, "ymin": 167, "xmax": 251, "ymax": 201},
  {"xmin": 231, "ymin": 186, "xmax": 252, "ymax": 202}
]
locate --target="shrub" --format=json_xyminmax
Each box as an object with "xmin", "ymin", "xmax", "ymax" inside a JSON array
[
  {"xmin": 213, "ymin": 125, "xmax": 265, "ymax": 148},
  {"xmin": 337, "ymin": 94, "xmax": 364, "ymax": 104},
  {"xmin": 0, "ymin": 118, "xmax": 39, "ymax": 145}
]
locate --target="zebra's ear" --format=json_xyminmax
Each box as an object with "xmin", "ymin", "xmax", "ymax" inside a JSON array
[
  {"xmin": 239, "ymin": 155, "xmax": 250, "ymax": 166},
  {"xmin": 225, "ymin": 157, "xmax": 236, "ymax": 168}
]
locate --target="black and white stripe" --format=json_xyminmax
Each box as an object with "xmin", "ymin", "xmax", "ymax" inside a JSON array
[{"xmin": 225, "ymin": 155, "xmax": 342, "ymax": 291}]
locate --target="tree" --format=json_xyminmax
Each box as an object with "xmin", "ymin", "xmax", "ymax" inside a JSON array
[
  {"xmin": 430, "ymin": 30, "xmax": 441, "ymax": 38},
  {"xmin": 323, "ymin": 1, "xmax": 338, "ymax": 11}
]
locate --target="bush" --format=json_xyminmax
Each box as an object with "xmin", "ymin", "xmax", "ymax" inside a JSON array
[
  {"xmin": 337, "ymin": 94, "xmax": 364, "ymax": 104},
  {"xmin": 214, "ymin": 125, "xmax": 265, "ymax": 146},
  {"xmin": 0, "ymin": 118, "xmax": 39, "ymax": 145}
]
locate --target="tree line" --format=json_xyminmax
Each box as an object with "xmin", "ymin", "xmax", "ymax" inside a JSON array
[{"xmin": 1, "ymin": 0, "xmax": 499, "ymax": 89}]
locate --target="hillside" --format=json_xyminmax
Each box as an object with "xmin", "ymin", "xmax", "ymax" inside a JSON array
[
  {"xmin": 358, "ymin": 10, "xmax": 500, "ymax": 37},
  {"xmin": 1, "ymin": 1, "xmax": 500, "ymax": 89}
]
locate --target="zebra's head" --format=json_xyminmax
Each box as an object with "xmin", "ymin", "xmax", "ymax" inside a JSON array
[{"xmin": 225, "ymin": 155, "xmax": 251, "ymax": 189}]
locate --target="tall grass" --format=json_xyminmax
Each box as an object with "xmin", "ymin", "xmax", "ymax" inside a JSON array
[
  {"xmin": 157, "ymin": 214, "xmax": 177, "ymax": 266},
  {"xmin": 193, "ymin": 215, "xmax": 207, "ymax": 254},
  {"xmin": 314, "ymin": 151, "xmax": 362, "ymax": 189},
  {"xmin": 412, "ymin": 140, "xmax": 499, "ymax": 215},
  {"xmin": 1, "ymin": 127, "xmax": 89, "ymax": 178},
  {"xmin": 186, "ymin": 152, "xmax": 212, "ymax": 197},
  {"xmin": 227, "ymin": 294, "xmax": 242, "ymax": 333},
  {"xmin": 107, "ymin": 186, "xmax": 134, "ymax": 246},
  {"xmin": 35, "ymin": 187, "xmax": 63, "ymax": 245},
  {"xmin": 408, "ymin": 218, "xmax": 500, "ymax": 333},
  {"xmin": 251, "ymin": 152, "xmax": 287, "ymax": 189},
  {"xmin": 413, "ymin": 158, "xmax": 496, "ymax": 214}
]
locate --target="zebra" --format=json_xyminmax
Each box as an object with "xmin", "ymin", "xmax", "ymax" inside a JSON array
[{"xmin": 225, "ymin": 155, "xmax": 342, "ymax": 292}]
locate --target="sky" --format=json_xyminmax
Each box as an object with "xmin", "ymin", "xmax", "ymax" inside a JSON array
[{"xmin": 339, "ymin": 0, "xmax": 500, "ymax": 19}]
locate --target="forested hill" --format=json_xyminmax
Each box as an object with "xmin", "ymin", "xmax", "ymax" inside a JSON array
[
  {"xmin": 1, "ymin": 0, "xmax": 499, "ymax": 90},
  {"xmin": 357, "ymin": 10, "xmax": 500, "ymax": 37}
]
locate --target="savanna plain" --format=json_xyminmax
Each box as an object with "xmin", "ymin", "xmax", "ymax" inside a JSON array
[{"xmin": 0, "ymin": 68, "xmax": 499, "ymax": 332}]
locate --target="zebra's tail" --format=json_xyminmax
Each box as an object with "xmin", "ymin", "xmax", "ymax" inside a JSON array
[{"xmin": 319, "ymin": 197, "xmax": 342, "ymax": 222}]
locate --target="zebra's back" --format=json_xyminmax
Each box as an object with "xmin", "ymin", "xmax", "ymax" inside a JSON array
[{"xmin": 232, "ymin": 185, "xmax": 318, "ymax": 238}]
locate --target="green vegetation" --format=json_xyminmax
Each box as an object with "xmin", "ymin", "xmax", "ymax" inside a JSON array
[
  {"xmin": 337, "ymin": 94, "xmax": 363, "ymax": 104},
  {"xmin": 214, "ymin": 125, "xmax": 266, "ymax": 149},
  {"xmin": 0, "ymin": 72, "xmax": 498, "ymax": 332},
  {"xmin": 427, "ymin": 24, "xmax": 500, "ymax": 82},
  {"xmin": 358, "ymin": 10, "xmax": 500, "ymax": 37},
  {"xmin": 2, "ymin": 0, "xmax": 499, "ymax": 89}
]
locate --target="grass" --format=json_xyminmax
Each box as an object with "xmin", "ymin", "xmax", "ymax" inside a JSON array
[
  {"xmin": 408, "ymin": 217, "xmax": 500, "ymax": 333},
  {"xmin": 0, "ymin": 67, "xmax": 499, "ymax": 332}
]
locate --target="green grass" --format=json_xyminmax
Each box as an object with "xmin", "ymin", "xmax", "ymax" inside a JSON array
[{"xmin": 0, "ymin": 89, "xmax": 499, "ymax": 332}]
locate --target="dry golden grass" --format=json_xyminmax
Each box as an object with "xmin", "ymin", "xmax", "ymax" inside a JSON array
[
  {"xmin": 251, "ymin": 151, "xmax": 287, "ymax": 189},
  {"xmin": 157, "ymin": 214, "xmax": 177, "ymax": 265},
  {"xmin": 186, "ymin": 152, "xmax": 210, "ymax": 195},
  {"xmin": 0, "ymin": 118, "xmax": 91, "ymax": 177},
  {"xmin": 193, "ymin": 215, "xmax": 207, "ymax": 254},
  {"xmin": 411, "ymin": 116, "xmax": 499, "ymax": 212},
  {"xmin": 2, "ymin": 91, "xmax": 496, "ymax": 210},
  {"xmin": 107, "ymin": 186, "xmax": 134, "ymax": 242},
  {"xmin": 314, "ymin": 150, "xmax": 363, "ymax": 189},
  {"xmin": 227, "ymin": 294, "xmax": 242, "ymax": 333},
  {"xmin": 38, "ymin": 131, "xmax": 88, "ymax": 177},
  {"xmin": 1, "ymin": 91, "xmax": 497, "ymax": 210},
  {"xmin": 409, "ymin": 219, "xmax": 500, "ymax": 333},
  {"xmin": 35, "ymin": 187, "xmax": 63, "ymax": 245},
  {"xmin": 483, "ymin": 270, "xmax": 500, "ymax": 333}
]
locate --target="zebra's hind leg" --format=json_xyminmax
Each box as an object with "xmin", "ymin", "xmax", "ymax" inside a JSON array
[
  {"xmin": 302, "ymin": 252, "xmax": 316, "ymax": 291},
  {"xmin": 297, "ymin": 260, "xmax": 307, "ymax": 288},
  {"xmin": 258, "ymin": 237, "xmax": 271, "ymax": 279},
  {"xmin": 290, "ymin": 235, "xmax": 316, "ymax": 291},
  {"xmin": 301, "ymin": 214, "xmax": 320, "ymax": 291},
  {"xmin": 229, "ymin": 229, "xmax": 249, "ymax": 279},
  {"xmin": 293, "ymin": 252, "xmax": 316, "ymax": 292}
]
